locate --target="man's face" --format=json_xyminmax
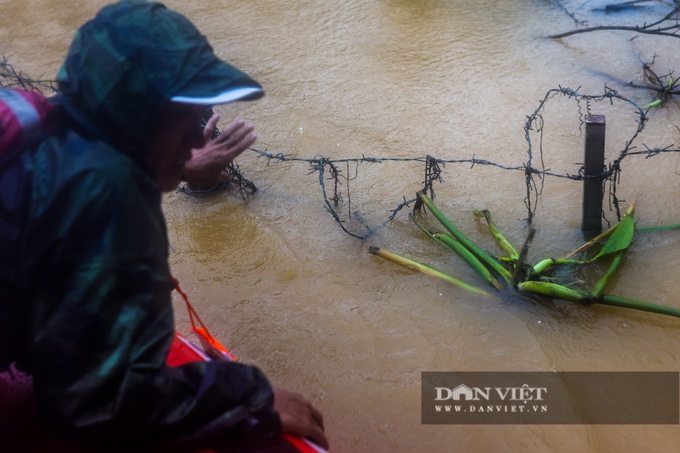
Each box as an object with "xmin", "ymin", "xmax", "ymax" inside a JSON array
[{"xmin": 147, "ymin": 102, "xmax": 207, "ymax": 192}]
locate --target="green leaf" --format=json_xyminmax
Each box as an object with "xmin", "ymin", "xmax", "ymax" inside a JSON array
[{"xmin": 593, "ymin": 212, "xmax": 636, "ymax": 260}]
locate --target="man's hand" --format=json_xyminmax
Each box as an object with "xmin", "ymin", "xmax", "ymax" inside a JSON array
[
  {"xmin": 274, "ymin": 387, "xmax": 329, "ymax": 450},
  {"xmin": 183, "ymin": 115, "xmax": 256, "ymax": 187}
]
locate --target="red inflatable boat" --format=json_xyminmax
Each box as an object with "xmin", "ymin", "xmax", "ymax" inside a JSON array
[{"xmin": 170, "ymin": 280, "xmax": 327, "ymax": 453}]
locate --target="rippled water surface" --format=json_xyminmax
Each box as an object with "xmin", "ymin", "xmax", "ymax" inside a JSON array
[{"xmin": 2, "ymin": 0, "xmax": 680, "ymax": 451}]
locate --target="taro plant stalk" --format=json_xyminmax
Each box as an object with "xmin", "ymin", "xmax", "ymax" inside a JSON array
[
  {"xmin": 473, "ymin": 209, "xmax": 519, "ymax": 262},
  {"xmin": 368, "ymin": 246, "xmax": 489, "ymax": 296},
  {"xmin": 369, "ymin": 194, "xmax": 680, "ymax": 321},
  {"xmin": 415, "ymin": 191, "xmax": 512, "ymax": 284},
  {"xmin": 410, "ymin": 213, "xmax": 504, "ymax": 291},
  {"xmin": 579, "ymin": 292, "xmax": 680, "ymax": 319},
  {"xmin": 591, "ymin": 251, "xmax": 625, "ymax": 299},
  {"xmin": 517, "ymin": 281, "xmax": 587, "ymax": 303}
]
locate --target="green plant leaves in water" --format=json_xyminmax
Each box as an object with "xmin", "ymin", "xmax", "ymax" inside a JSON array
[
  {"xmin": 592, "ymin": 212, "xmax": 636, "ymax": 260},
  {"xmin": 532, "ymin": 207, "xmax": 636, "ymax": 274}
]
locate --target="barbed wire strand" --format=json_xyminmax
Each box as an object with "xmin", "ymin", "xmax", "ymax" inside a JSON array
[
  {"xmin": 247, "ymin": 86, "xmax": 678, "ymax": 239},
  {"xmin": 3, "ymin": 59, "xmax": 679, "ymax": 240}
]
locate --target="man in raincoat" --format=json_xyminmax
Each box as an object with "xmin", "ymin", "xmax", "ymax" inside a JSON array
[{"xmin": 0, "ymin": 1, "xmax": 327, "ymax": 451}]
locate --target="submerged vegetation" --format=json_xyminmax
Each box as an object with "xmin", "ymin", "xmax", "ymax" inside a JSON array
[
  {"xmin": 370, "ymin": 190, "xmax": 680, "ymax": 320},
  {"xmin": 369, "ymin": 4, "xmax": 680, "ymax": 320}
]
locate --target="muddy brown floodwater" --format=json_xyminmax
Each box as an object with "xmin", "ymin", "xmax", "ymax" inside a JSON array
[{"xmin": 2, "ymin": 0, "xmax": 680, "ymax": 451}]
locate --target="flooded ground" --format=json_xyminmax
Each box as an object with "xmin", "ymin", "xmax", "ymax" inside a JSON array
[{"xmin": 2, "ymin": 0, "xmax": 680, "ymax": 451}]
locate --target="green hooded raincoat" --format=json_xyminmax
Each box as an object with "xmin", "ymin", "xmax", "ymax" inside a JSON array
[{"xmin": 0, "ymin": 2, "xmax": 279, "ymax": 451}]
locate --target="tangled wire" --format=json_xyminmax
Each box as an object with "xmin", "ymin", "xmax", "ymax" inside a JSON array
[
  {"xmin": 246, "ymin": 85, "xmax": 679, "ymax": 239},
  {"xmin": 3, "ymin": 57, "xmax": 679, "ymax": 240},
  {"xmin": 0, "ymin": 57, "xmax": 57, "ymax": 93}
]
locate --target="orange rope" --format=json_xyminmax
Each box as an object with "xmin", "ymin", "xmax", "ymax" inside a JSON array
[
  {"xmin": 172, "ymin": 277, "xmax": 210, "ymax": 334},
  {"xmin": 172, "ymin": 276, "xmax": 236, "ymax": 361}
]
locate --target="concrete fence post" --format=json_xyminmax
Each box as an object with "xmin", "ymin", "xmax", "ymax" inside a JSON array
[{"xmin": 582, "ymin": 114, "xmax": 606, "ymax": 234}]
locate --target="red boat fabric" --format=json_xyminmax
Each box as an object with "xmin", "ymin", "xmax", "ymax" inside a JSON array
[{"xmin": 168, "ymin": 332, "xmax": 326, "ymax": 453}]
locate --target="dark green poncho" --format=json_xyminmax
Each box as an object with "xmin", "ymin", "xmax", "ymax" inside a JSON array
[{"xmin": 0, "ymin": 2, "xmax": 278, "ymax": 451}]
